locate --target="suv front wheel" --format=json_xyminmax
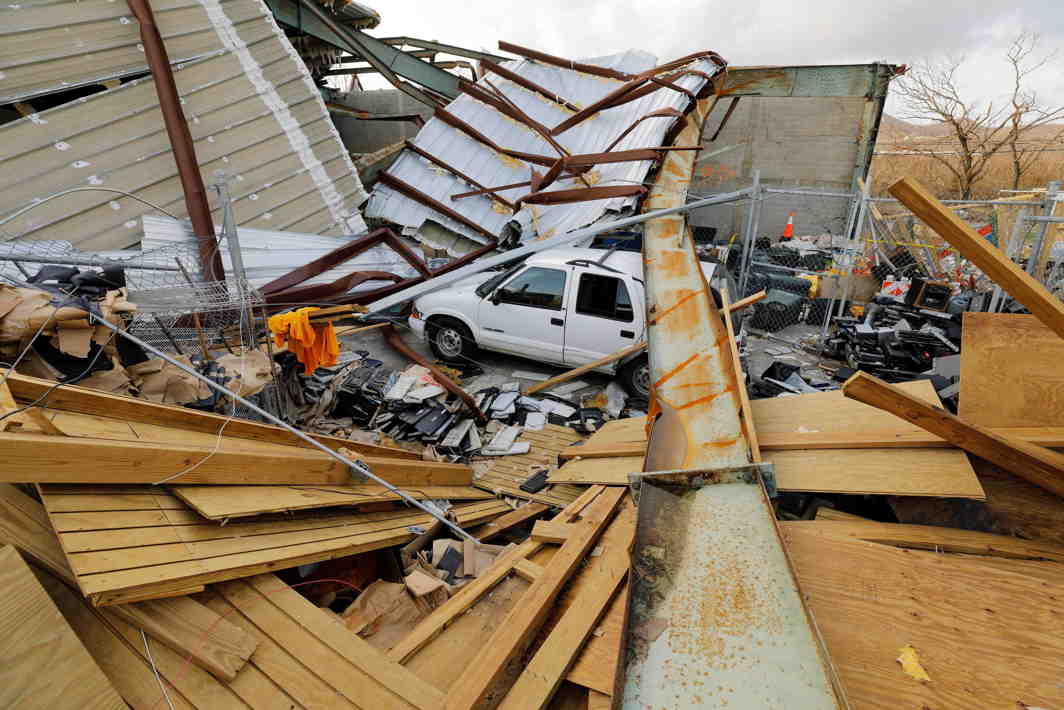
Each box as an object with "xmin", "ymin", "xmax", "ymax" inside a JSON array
[
  {"xmin": 427, "ymin": 317, "xmax": 476, "ymax": 363},
  {"xmin": 619, "ymin": 354, "xmax": 651, "ymax": 398}
]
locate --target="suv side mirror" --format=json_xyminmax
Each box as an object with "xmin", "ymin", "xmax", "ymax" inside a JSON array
[{"xmin": 490, "ymin": 290, "xmax": 502, "ymax": 306}]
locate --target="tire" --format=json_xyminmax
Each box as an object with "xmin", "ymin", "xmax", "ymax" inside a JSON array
[
  {"xmin": 427, "ymin": 317, "xmax": 476, "ymax": 362},
  {"xmin": 619, "ymin": 354, "xmax": 651, "ymax": 399}
]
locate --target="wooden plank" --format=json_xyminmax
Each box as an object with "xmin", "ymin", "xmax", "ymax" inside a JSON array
[
  {"xmin": 513, "ymin": 558, "xmax": 545, "ymax": 582},
  {"xmin": 0, "ymin": 545, "xmax": 125, "ymax": 710},
  {"xmin": 564, "ymin": 426, "xmax": 1064, "ymax": 455},
  {"xmin": 172, "ymin": 484, "xmax": 491, "ymax": 520},
  {"xmin": 203, "ymin": 591, "xmax": 361, "ymax": 710},
  {"xmin": 526, "ymin": 342, "xmax": 647, "ymax": 395},
  {"xmin": 781, "ymin": 520, "xmax": 1064, "ymax": 562},
  {"xmin": 567, "ymin": 582, "xmax": 627, "ymax": 696},
  {"xmin": 2, "ymin": 483, "xmax": 253, "ymax": 676},
  {"xmin": 389, "ymin": 486, "xmax": 605, "ymax": 664},
  {"xmin": 443, "ymin": 487, "xmax": 626, "ymax": 709},
  {"xmin": 38, "ymin": 485, "xmax": 504, "ymax": 605},
  {"xmin": 588, "ymin": 691, "xmax": 612, "ymax": 710},
  {"xmin": 551, "ymin": 448, "xmax": 986, "ymax": 498},
  {"xmin": 36, "ymin": 571, "xmax": 199, "ymax": 710},
  {"xmin": 234, "ymin": 574, "xmax": 444, "ymax": 709},
  {"xmin": 476, "ymin": 502, "xmax": 550, "ymax": 542},
  {"xmin": 889, "ymin": 177, "xmax": 1064, "ymax": 339},
  {"xmin": 113, "ymin": 596, "xmax": 258, "ymax": 682},
  {"xmin": 6, "ymin": 369, "xmax": 417, "ymax": 459},
  {"xmin": 960, "ymin": 313, "xmax": 1064, "ymax": 427},
  {"xmin": 783, "ymin": 524, "xmax": 1064, "ymax": 710},
  {"xmin": 402, "ymin": 575, "xmax": 532, "ymax": 692},
  {"xmin": 722, "ymin": 287, "xmax": 761, "ymax": 461},
  {"xmin": 974, "ymin": 458, "xmax": 1064, "ymax": 546},
  {"xmin": 843, "ymin": 371, "xmax": 1064, "ymax": 498},
  {"xmin": 0, "ymin": 431, "xmax": 470, "ymax": 485},
  {"xmin": 498, "ymin": 499, "xmax": 635, "ymax": 709},
  {"xmin": 532, "ymin": 519, "xmax": 571, "ymax": 543}
]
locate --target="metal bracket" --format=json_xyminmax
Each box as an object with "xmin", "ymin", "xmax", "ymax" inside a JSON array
[
  {"xmin": 628, "ymin": 462, "xmax": 777, "ymax": 502},
  {"xmin": 348, "ymin": 459, "xmax": 372, "ymax": 484}
]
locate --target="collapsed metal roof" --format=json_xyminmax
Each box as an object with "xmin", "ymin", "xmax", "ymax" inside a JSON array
[
  {"xmin": 364, "ymin": 45, "xmax": 725, "ymax": 254},
  {"xmin": 0, "ymin": 0, "xmax": 367, "ymax": 251}
]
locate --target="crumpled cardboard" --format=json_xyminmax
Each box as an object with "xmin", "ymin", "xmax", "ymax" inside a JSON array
[{"xmin": 341, "ymin": 580, "xmax": 426, "ymax": 651}]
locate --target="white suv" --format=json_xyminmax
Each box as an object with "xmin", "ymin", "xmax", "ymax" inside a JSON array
[{"xmin": 408, "ymin": 247, "xmax": 734, "ymax": 397}]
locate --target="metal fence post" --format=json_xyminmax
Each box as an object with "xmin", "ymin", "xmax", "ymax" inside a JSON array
[
  {"xmin": 1026, "ymin": 180, "xmax": 1061, "ymax": 280},
  {"xmin": 738, "ymin": 170, "xmax": 761, "ymax": 297}
]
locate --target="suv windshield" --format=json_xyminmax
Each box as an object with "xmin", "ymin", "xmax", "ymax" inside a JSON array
[{"xmin": 475, "ymin": 263, "xmax": 524, "ymax": 298}]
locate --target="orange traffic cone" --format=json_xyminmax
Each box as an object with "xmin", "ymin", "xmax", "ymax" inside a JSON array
[{"xmin": 781, "ymin": 212, "xmax": 795, "ymax": 240}]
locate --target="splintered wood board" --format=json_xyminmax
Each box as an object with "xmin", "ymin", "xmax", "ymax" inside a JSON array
[
  {"xmin": 784, "ymin": 525, "xmax": 1064, "ymax": 710},
  {"xmin": 960, "ymin": 313, "xmax": 1064, "ymax": 427},
  {"xmin": 38, "ymin": 485, "xmax": 509, "ymax": 606},
  {"xmin": 0, "ymin": 546, "xmax": 124, "ymax": 710},
  {"xmin": 551, "ymin": 382, "xmax": 984, "ymax": 499},
  {"xmin": 474, "ymin": 424, "xmax": 586, "ymax": 507},
  {"xmin": 40, "ymin": 566, "xmax": 442, "ymax": 710},
  {"xmin": 172, "ymin": 484, "xmax": 493, "ymax": 520},
  {"xmin": 973, "ymin": 458, "xmax": 1064, "ymax": 546}
]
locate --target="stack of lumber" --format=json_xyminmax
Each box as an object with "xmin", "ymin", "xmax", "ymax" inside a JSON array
[
  {"xmin": 472, "ymin": 423, "xmax": 588, "ymax": 506},
  {"xmin": 551, "ymin": 379, "xmax": 988, "ymax": 499}
]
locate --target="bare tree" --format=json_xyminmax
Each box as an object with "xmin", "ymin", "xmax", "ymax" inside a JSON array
[
  {"xmin": 1004, "ymin": 33, "xmax": 1064, "ymax": 190},
  {"xmin": 893, "ymin": 32, "xmax": 1064, "ymax": 198}
]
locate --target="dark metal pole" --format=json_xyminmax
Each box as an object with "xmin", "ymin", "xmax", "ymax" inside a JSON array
[{"xmin": 126, "ymin": 0, "xmax": 226, "ymax": 284}]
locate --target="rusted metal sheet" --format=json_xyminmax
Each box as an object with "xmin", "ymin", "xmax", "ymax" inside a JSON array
[
  {"xmin": 624, "ymin": 90, "xmax": 848, "ymax": 708},
  {"xmin": 623, "ymin": 468, "xmax": 843, "ymax": 708}
]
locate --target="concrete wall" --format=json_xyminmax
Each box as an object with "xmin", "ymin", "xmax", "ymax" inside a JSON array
[
  {"xmin": 332, "ymin": 89, "xmax": 433, "ymax": 155},
  {"xmin": 691, "ymin": 96, "xmax": 868, "ymax": 241}
]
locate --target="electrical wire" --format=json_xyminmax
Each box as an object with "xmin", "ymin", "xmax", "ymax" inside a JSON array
[
  {"xmin": 141, "ymin": 629, "xmax": 177, "ymax": 710},
  {"xmin": 0, "ymin": 187, "xmax": 179, "ymax": 238}
]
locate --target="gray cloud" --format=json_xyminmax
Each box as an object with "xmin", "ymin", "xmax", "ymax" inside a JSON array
[{"xmin": 363, "ymin": 0, "xmax": 1064, "ymax": 113}]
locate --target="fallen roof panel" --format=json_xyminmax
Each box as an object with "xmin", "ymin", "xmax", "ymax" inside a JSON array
[
  {"xmin": 0, "ymin": 0, "xmax": 367, "ymax": 251},
  {"xmin": 364, "ymin": 47, "xmax": 722, "ymax": 247}
]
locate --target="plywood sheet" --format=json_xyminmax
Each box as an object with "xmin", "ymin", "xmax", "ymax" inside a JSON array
[
  {"xmin": 960, "ymin": 313, "xmax": 1064, "ymax": 427},
  {"xmin": 784, "ymin": 525, "xmax": 1064, "ymax": 710},
  {"xmin": 39, "ymin": 485, "xmax": 508, "ymax": 605},
  {"xmin": 172, "ymin": 484, "xmax": 492, "ymax": 520},
  {"xmin": 0, "ymin": 545, "xmax": 124, "ymax": 710}
]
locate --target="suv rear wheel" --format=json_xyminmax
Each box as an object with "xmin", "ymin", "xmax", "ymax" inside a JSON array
[
  {"xmin": 427, "ymin": 317, "xmax": 476, "ymax": 362},
  {"xmin": 619, "ymin": 354, "xmax": 651, "ymax": 398}
]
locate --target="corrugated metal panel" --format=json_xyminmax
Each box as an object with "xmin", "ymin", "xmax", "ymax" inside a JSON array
[
  {"xmin": 3, "ymin": 0, "xmax": 252, "ymax": 104},
  {"xmin": 365, "ymin": 50, "xmax": 720, "ymax": 249},
  {"xmin": 140, "ymin": 215, "xmax": 426, "ymax": 293},
  {"xmin": 0, "ymin": 0, "xmax": 367, "ymax": 251}
]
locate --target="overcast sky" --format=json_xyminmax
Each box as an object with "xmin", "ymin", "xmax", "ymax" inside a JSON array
[{"xmin": 358, "ymin": 0, "xmax": 1064, "ymax": 116}]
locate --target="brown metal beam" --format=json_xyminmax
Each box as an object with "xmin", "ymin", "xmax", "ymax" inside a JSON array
[
  {"xmin": 404, "ymin": 140, "xmax": 515, "ymax": 210},
  {"xmin": 518, "ymin": 184, "xmax": 646, "ymax": 206},
  {"xmin": 603, "ymin": 107, "xmax": 683, "ymax": 152},
  {"xmin": 497, "ymin": 41, "xmax": 634, "ymax": 81},
  {"xmin": 378, "ymin": 171, "xmax": 500, "ymax": 240},
  {"xmin": 260, "ymin": 228, "xmax": 391, "ymax": 296},
  {"xmin": 382, "ymin": 325, "xmax": 487, "ymax": 421},
  {"xmin": 126, "ymin": 0, "xmax": 225, "ymax": 283}
]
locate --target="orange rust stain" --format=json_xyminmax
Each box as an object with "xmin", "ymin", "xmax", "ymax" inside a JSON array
[
  {"xmin": 666, "ymin": 160, "xmax": 688, "ymax": 178},
  {"xmin": 677, "ymin": 385, "xmax": 734, "ymax": 411},
  {"xmin": 653, "ymin": 352, "xmax": 699, "ymax": 390},
  {"xmin": 658, "ymin": 250, "xmax": 690, "ymax": 279},
  {"xmin": 674, "ymin": 381, "xmax": 713, "ymax": 389},
  {"xmin": 702, "ymin": 437, "xmax": 740, "ymax": 449},
  {"xmin": 648, "ymin": 289, "xmax": 698, "ymax": 326}
]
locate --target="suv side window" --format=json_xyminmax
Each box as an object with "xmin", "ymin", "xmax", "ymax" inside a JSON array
[
  {"xmin": 497, "ymin": 267, "xmax": 567, "ymax": 310},
  {"xmin": 575, "ymin": 273, "xmax": 634, "ymax": 322}
]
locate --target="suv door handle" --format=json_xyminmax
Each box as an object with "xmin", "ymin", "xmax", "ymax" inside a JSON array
[
  {"xmin": 620, "ymin": 330, "xmax": 634, "ymax": 339},
  {"xmin": 550, "ymin": 318, "xmax": 564, "ymax": 326}
]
